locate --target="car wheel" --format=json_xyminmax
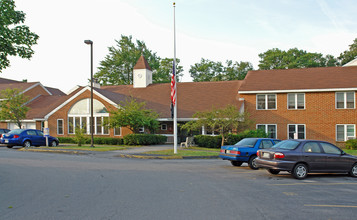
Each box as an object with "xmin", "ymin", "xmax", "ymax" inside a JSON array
[
  {"xmin": 268, "ymin": 169, "xmax": 280, "ymax": 175},
  {"xmin": 7, "ymin": 145, "xmax": 13, "ymax": 148},
  {"xmin": 248, "ymin": 155, "xmax": 259, "ymax": 170},
  {"xmin": 231, "ymin": 161, "xmax": 243, "ymax": 166},
  {"xmin": 292, "ymin": 163, "xmax": 308, "ymax": 179},
  {"xmin": 349, "ymin": 163, "xmax": 357, "ymax": 177},
  {"xmin": 50, "ymin": 141, "xmax": 57, "ymax": 147},
  {"xmin": 23, "ymin": 140, "xmax": 31, "ymax": 148}
]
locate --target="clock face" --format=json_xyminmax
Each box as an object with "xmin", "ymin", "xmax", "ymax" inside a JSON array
[{"xmin": 138, "ymin": 73, "xmax": 143, "ymax": 78}]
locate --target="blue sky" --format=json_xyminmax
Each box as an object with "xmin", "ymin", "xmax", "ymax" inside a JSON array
[{"xmin": 2, "ymin": 0, "xmax": 357, "ymax": 92}]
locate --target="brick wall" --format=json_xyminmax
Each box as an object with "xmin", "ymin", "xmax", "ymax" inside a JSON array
[{"xmin": 241, "ymin": 91, "xmax": 357, "ymax": 145}]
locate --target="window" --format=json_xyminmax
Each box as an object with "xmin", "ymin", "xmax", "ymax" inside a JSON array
[
  {"xmin": 288, "ymin": 124, "xmax": 305, "ymax": 139},
  {"xmin": 57, "ymin": 119, "xmax": 64, "ymax": 135},
  {"xmin": 257, "ymin": 124, "xmax": 277, "ymax": 139},
  {"xmin": 336, "ymin": 124, "xmax": 355, "ymax": 141},
  {"xmin": 161, "ymin": 124, "xmax": 167, "ymax": 130},
  {"xmin": 303, "ymin": 142, "xmax": 321, "ymax": 153},
  {"xmin": 114, "ymin": 127, "xmax": 121, "ymax": 136},
  {"xmin": 288, "ymin": 93, "xmax": 305, "ymax": 109},
  {"xmin": 257, "ymin": 94, "xmax": 276, "ymax": 110},
  {"xmin": 259, "ymin": 140, "xmax": 274, "ymax": 149},
  {"xmin": 320, "ymin": 142, "xmax": 342, "ymax": 154},
  {"xmin": 27, "ymin": 130, "xmax": 37, "ymax": 136},
  {"xmin": 336, "ymin": 92, "xmax": 355, "ymax": 109}
]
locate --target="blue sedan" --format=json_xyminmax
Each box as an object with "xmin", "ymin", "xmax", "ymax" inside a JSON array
[
  {"xmin": 220, "ymin": 138, "xmax": 281, "ymax": 169},
  {"xmin": 1, "ymin": 129, "xmax": 59, "ymax": 148}
]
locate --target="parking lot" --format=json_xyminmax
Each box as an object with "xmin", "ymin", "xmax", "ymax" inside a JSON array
[{"xmin": 0, "ymin": 147, "xmax": 356, "ymax": 220}]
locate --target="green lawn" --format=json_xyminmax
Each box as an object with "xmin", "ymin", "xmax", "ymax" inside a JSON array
[
  {"xmin": 343, "ymin": 149, "xmax": 357, "ymax": 156},
  {"xmin": 37, "ymin": 144, "xmax": 135, "ymax": 152},
  {"xmin": 142, "ymin": 148, "xmax": 220, "ymax": 157}
]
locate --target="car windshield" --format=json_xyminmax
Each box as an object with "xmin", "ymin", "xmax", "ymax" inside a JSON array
[
  {"xmin": 8, "ymin": 129, "xmax": 24, "ymax": 135},
  {"xmin": 235, "ymin": 138, "xmax": 257, "ymax": 147},
  {"xmin": 272, "ymin": 140, "xmax": 300, "ymax": 150}
]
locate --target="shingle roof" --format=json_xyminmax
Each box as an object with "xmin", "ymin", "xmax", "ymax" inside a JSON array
[
  {"xmin": 101, "ymin": 80, "xmax": 243, "ymax": 118},
  {"xmin": 0, "ymin": 82, "xmax": 38, "ymax": 93},
  {"xmin": 239, "ymin": 66, "xmax": 357, "ymax": 93},
  {"xmin": 26, "ymin": 95, "xmax": 69, "ymax": 119},
  {"xmin": 133, "ymin": 55, "xmax": 151, "ymax": 71}
]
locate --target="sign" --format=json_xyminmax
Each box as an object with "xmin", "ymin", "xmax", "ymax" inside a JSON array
[{"xmin": 44, "ymin": 128, "xmax": 50, "ymax": 136}]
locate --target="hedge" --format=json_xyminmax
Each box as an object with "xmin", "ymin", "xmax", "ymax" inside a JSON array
[
  {"xmin": 194, "ymin": 129, "xmax": 269, "ymax": 148},
  {"xmin": 123, "ymin": 134, "xmax": 167, "ymax": 145},
  {"xmin": 57, "ymin": 137, "xmax": 123, "ymax": 145},
  {"xmin": 346, "ymin": 139, "xmax": 357, "ymax": 150}
]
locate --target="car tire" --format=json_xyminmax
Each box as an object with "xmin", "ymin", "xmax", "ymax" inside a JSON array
[
  {"xmin": 292, "ymin": 163, "xmax": 308, "ymax": 179},
  {"xmin": 50, "ymin": 141, "xmax": 57, "ymax": 147},
  {"xmin": 349, "ymin": 163, "xmax": 357, "ymax": 177},
  {"xmin": 23, "ymin": 140, "xmax": 31, "ymax": 148},
  {"xmin": 248, "ymin": 155, "xmax": 259, "ymax": 170},
  {"xmin": 268, "ymin": 169, "xmax": 280, "ymax": 175},
  {"xmin": 231, "ymin": 161, "xmax": 243, "ymax": 166},
  {"xmin": 7, "ymin": 145, "xmax": 13, "ymax": 148}
]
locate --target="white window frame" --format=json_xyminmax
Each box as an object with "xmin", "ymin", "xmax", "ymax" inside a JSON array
[
  {"xmin": 256, "ymin": 124, "xmax": 277, "ymax": 139},
  {"xmin": 287, "ymin": 93, "xmax": 305, "ymax": 110},
  {"xmin": 114, "ymin": 127, "xmax": 122, "ymax": 136},
  {"xmin": 287, "ymin": 124, "xmax": 306, "ymax": 139},
  {"xmin": 57, "ymin": 119, "xmax": 64, "ymax": 135},
  {"xmin": 161, "ymin": 124, "xmax": 167, "ymax": 130},
  {"xmin": 336, "ymin": 124, "xmax": 355, "ymax": 142},
  {"xmin": 256, "ymin": 94, "xmax": 277, "ymax": 110},
  {"xmin": 335, "ymin": 92, "xmax": 355, "ymax": 109}
]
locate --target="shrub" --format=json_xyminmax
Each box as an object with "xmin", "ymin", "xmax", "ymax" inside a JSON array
[
  {"xmin": 346, "ymin": 139, "xmax": 357, "ymax": 150},
  {"xmin": 57, "ymin": 136, "xmax": 123, "ymax": 145},
  {"xmin": 123, "ymin": 134, "xmax": 167, "ymax": 145},
  {"xmin": 194, "ymin": 135, "xmax": 222, "ymax": 148}
]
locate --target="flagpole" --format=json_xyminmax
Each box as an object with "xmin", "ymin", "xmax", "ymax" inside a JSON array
[{"xmin": 173, "ymin": 2, "xmax": 178, "ymax": 154}]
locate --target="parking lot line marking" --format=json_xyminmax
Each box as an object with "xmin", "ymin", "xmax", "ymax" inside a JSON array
[
  {"xmin": 283, "ymin": 192, "xmax": 298, "ymax": 196},
  {"xmin": 304, "ymin": 204, "xmax": 357, "ymax": 208},
  {"xmin": 268, "ymin": 182, "xmax": 357, "ymax": 186}
]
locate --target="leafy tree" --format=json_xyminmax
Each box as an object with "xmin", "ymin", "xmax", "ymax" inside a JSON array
[
  {"xmin": 109, "ymin": 98, "xmax": 159, "ymax": 134},
  {"xmin": 95, "ymin": 35, "xmax": 183, "ymax": 85},
  {"xmin": 0, "ymin": 0, "xmax": 39, "ymax": 72},
  {"xmin": 154, "ymin": 58, "xmax": 183, "ymax": 83},
  {"xmin": 181, "ymin": 105, "xmax": 253, "ymax": 146},
  {"xmin": 258, "ymin": 48, "xmax": 338, "ymax": 70},
  {"xmin": 225, "ymin": 60, "xmax": 253, "ymax": 80},
  {"xmin": 338, "ymin": 38, "xmax": 357, "ymax": 65},
  {"xmin": 0, "ymin": 88, "xmax": 29, "ymax": 128}
]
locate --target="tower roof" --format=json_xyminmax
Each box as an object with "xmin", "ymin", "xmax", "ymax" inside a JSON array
[{"xmin": 133, "ymin": 55, "xmax": 152, "ymax": 71}]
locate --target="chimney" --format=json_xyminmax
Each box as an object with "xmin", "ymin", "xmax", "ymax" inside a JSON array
[{"xmin": 93, "ymin": 78, "xmax": 101, "ymax": 89}]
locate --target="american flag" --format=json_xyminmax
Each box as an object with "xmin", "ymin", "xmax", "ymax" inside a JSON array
[{"xmin": 171, "ymin": 61, "xmax": 176, "ymax": 106}]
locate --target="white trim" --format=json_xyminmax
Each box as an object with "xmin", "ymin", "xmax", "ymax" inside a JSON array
[
  {"xmin": 239, "ymin": 87, "xmax": 357, "ymax": 94},
  {"xmin": 161, "ymin": 124, "xmax": 167, "ymax": 130},
  {"xmin": 287, "ymin": 93, "xmax": 305, "ymax": 110},
  {"xmin": 335, "ymin": 91, "xmax": 355, "ymax": 109},
  {"xmin": 44, "ymin": 86, "xmax": 118, "ymax": 119},
  {"xmin": 336, "ymin": 124, "xmax": 355, "ymax": 142},
  {"xmin": 22, "ymin": 82, "xmax": 52, "ymax": 95},
  {"xmin": 287, "ymin": 124, "xmax": 306, "ymax": 139},
  {"xmin": 256, "ymin": 94, "xmax": 277, "ymax": 110},
  {"xmin": 114, "ymin": 127, "xmax": 122, "ymax": 136},
  {"xmin": 157, "ymin": 118, "xmax": 196, "ymax": 121},
  {"xmin": 57, "ymin": 119, "xmax": 64, "ymax": 135}
]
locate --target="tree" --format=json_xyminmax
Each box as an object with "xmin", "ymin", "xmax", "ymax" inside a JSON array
[
  {"xmin": 153, "ymin": 58, "xmax": 183, "ymax": 83},
  {"xmin": 0, "ymin": 0, "xmax": 39, "ymax": 72},
  {"xmin": 338, "ymin": 38, "xmax": 357, "ymax": 65},
  {"xmin": 0, "ymin": 88, "xmax": 29, "ymax": 128},
  {"xmin": 181, "ymin": 105, "xmax": 253, "ymax": 147},
  {"xmin": 109, "ymin": 98, "xmax": 159, "ymax": 134},
  {"xmin": 225, "ymin": 60, "xmax": 253, "ymax": 80},
  {"xmin": 95, "ymin": 35, "xmax": 183, "ymax": 85},
  {"xmin": 258, "ymin": 48, "xmax": 338, "ymax": 70}
]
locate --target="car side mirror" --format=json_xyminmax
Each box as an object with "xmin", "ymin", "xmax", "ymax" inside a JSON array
[{"xmin": 341, "ymin": 151, "xmax": 346, "ymax": 155}]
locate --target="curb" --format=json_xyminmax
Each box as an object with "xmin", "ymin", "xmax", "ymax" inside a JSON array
[
  {"xmin": 18, "ymin": 148, "xmax": 88, "ymax": 155},
  {"xmin": 117, "ymin": 154, "xmax": 219, "ymax": 160}
]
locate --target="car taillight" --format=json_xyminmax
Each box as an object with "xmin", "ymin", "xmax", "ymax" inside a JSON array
[
  {"xmin": 220, "ymin": 149, "xmax": 225, "ymax": 153},
  {"xmin": 274, "ymin": 152, "xmax": 285, "ymax": 159},
  {"xmin": 257, "ymin": 150, "xmax": 260, "ymax": 156},
  {"xmin": 13, "ymin": 135, "xmax": 19, "ymax": 138},
  {"xmin": 230, "ymin": 150, "xmax": 240, "ymax": 155}
]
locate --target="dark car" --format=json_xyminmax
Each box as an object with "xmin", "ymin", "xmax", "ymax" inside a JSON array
[
  {"xmin": 219, "ymin": 138, "xmax": 281, "ymax": 169},
  {"xmin": 256, "ymin": 139, "xmax": 357, "ymax": 179},
  {"xmin": 1, "ymin": 129, "xmax": 59, "ymax": 148},
  {"xmin": 0, "ymin": 128, "xmax": 10, "ymax": 138}
]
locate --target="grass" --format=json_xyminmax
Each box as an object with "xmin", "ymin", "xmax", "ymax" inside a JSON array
[
  {"xmin": 142, "ymin": 147, "xmax": 220, "ymax": 157},
  {"xmin": 343, "ymin": 149, "xmax": 357, "ymax": 156},
  {"xmin": 36, "ymin": 144, "xmax": 138, "ymax": 152}
]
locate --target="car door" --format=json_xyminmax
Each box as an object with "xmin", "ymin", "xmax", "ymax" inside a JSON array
[
  {"xmin": 301, "ymin": 141, "xmax": 325, "ymax": 172},
  {"xmin": 26, "ymin": 130, "xmax": 39, "ymax": 145},
  {"xmin": 259, "ymin": 140, "xmax": 274, "ymax": 149},
  {"xmin": 319, "ymin": 142, "xmax": 349, "ymax": 171},
  {"xmin": 35, "ymin": 130, "xmax": 46, "ymax": 146}
]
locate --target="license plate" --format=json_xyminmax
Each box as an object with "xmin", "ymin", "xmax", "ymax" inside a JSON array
[
  {"xmin": 262, "ymin": 152, "xmax": 270, "ymax": 158},
  {"xmin": 5, "ymin": 139, "xmax": 8, "ymax": 143},
  {"xmin": 226, "ymin": 150, "xmax": 230, "ymax": 153}
]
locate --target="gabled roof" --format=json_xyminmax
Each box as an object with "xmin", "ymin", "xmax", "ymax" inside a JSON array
[
  {"xmin": 239, "ymin": 66, "xmax": 357, "ymax": 93},
  {"xmin": 133, "ymin": 55, "xmax": 152, "ymax": 71},
  {"xmin": 26, "ymin": 95, "xmax": 69, "ymax": 119},
  {"xmin": 102, "ymin": 80, "xmax": 243, "ymax": 118}
]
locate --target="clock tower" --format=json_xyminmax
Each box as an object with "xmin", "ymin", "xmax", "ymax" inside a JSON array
[{"xmin": 133, "ymin": 55, "xmax": 152, "ymax": 88}]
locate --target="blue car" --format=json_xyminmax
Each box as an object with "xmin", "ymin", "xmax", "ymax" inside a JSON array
[
  {"xmin": 1, "ymin": 129, "xmax": 59, "ymax": 148},
  {"xmin": 219, "ymin": 138, "xmax": 281, "ymax": 169}
]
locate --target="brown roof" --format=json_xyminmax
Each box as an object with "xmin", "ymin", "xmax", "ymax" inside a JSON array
[
  {"xmin": 0, "ymin": 82, "xmax": 38, "ymax": 93},
  {"xmin": 133, "ymin": 55, "xmax": 151, "ymax": 71},
  {"xmin": 101, "ymin": 80, "xmax": 243, "ymax": 118},
  {"xmin": 26, "ymin": 95, "xmax": 69, "ymax": 119},
  {"xmin": 239, "ymin": 66, "xmax": 357, "ymax": 92},
  {"xmin": 0, "ymin": 77, "xmax": 21, "ymax": 84},
  {"xmin": 45, "ymin": 87, "xmax": 65, "ymax": 96}
]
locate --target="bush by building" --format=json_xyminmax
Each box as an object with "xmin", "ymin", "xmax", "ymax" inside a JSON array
[
  {"xmin": 345, "ymin": 139, "xmax": 357, "ymax": 150},
  {"xmin": 123, "ymin": 134, "xmax": 167, "ymax": 145}
]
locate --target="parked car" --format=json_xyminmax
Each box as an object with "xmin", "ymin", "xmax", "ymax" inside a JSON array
[
  {"xmin": 0, "ymin": 128, "xmax": 10, "ymax": 138},
  {"xmin": 256, "ymin": 139, "xmax": 357, "ymax": 179},
  {"xmin": 1, "ymin": 129, "xmax": 59, "ymax": 148},
  {"xmin": 219, "ymin": 138, "xmax": 281, "ymax": 169}
]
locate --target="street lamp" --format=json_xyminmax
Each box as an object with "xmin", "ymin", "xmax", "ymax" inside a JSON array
[{"xmin": 84, "ymin": 40, "xmax": 94, "ymax": 148}]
